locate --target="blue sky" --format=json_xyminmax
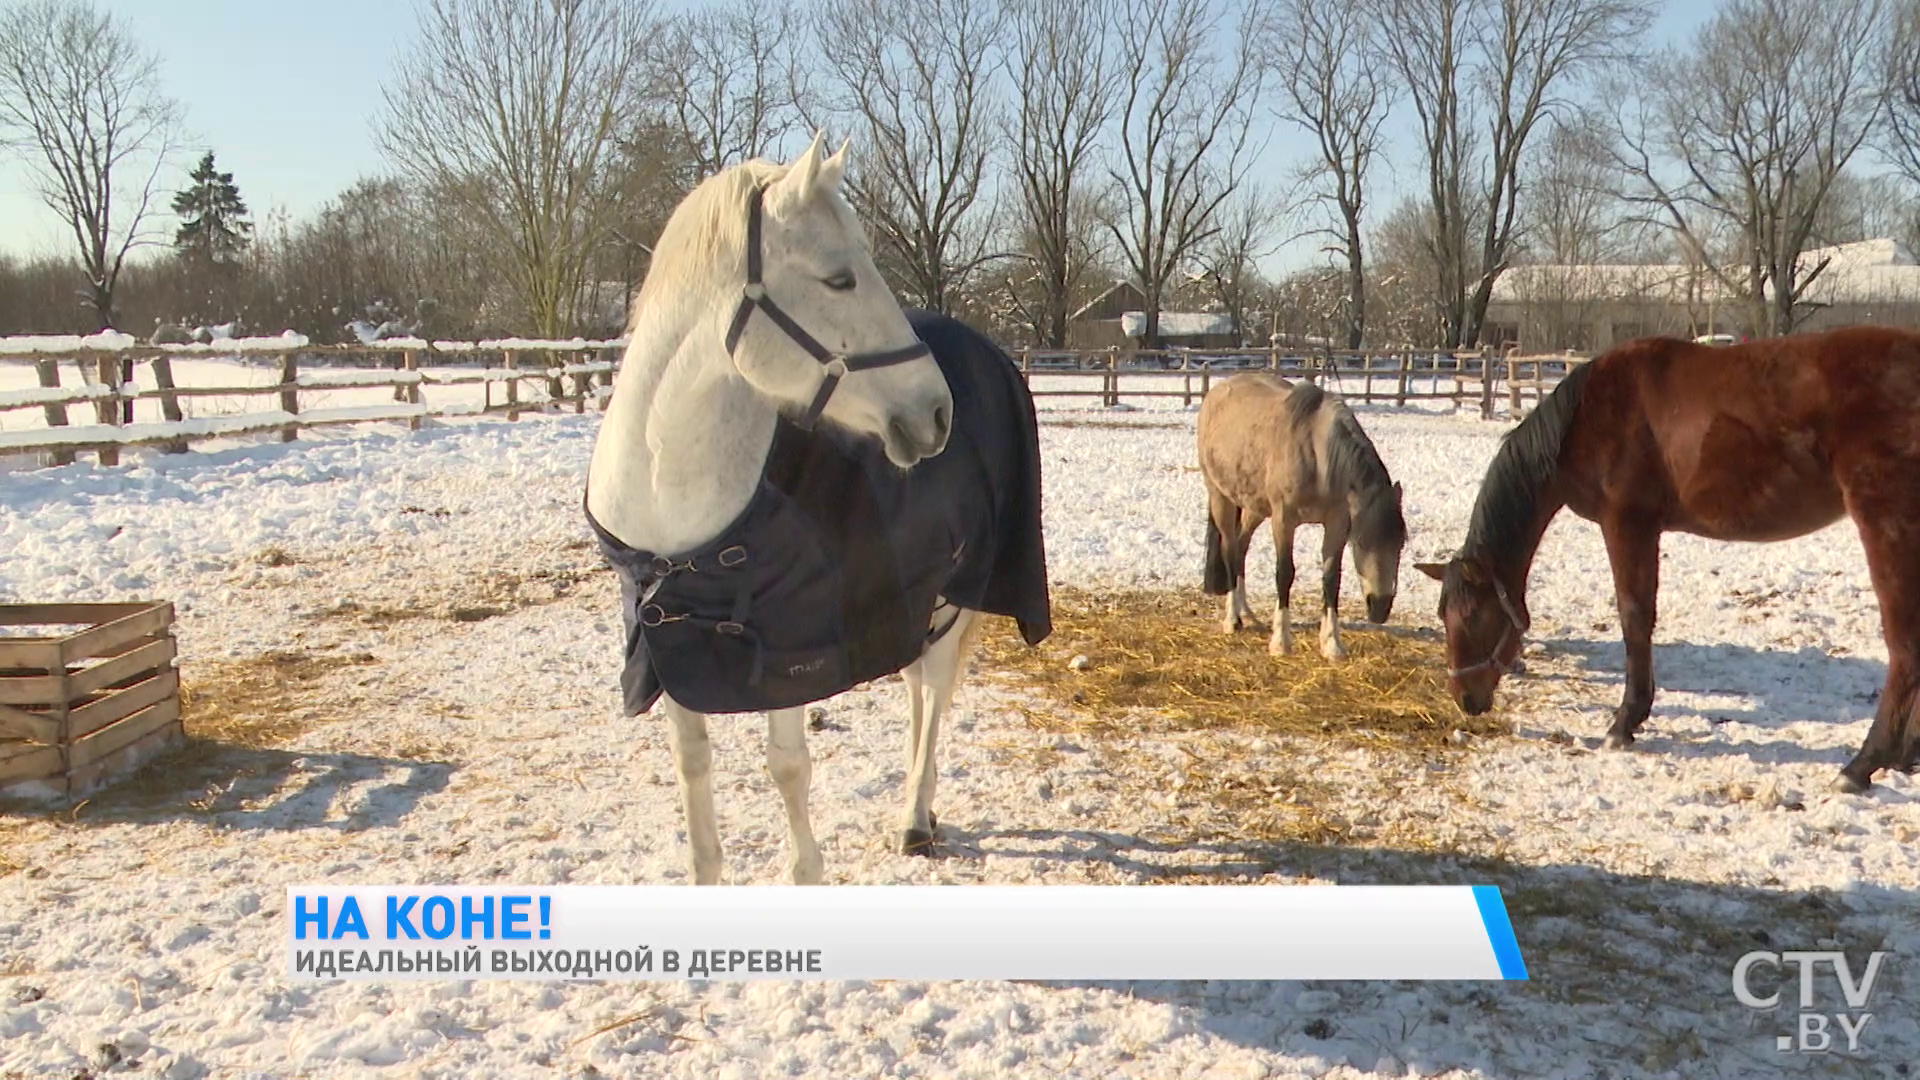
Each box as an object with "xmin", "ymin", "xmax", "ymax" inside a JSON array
[{"xmin": 0, "ymin": 0, "xmax": 1713, "ymax": 273}]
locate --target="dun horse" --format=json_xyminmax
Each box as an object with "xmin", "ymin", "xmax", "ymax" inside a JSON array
[
  {"xmin": 1417, "ymin": 325, "xmax": 1920, "ymax": 793},
  {"xmin": 1199, "ymin": 374, "xmax": 1408, "ymax": 660},
  {"xmin": 584, "ymin": 134, "xmax": 1050, "ymax": 884}
]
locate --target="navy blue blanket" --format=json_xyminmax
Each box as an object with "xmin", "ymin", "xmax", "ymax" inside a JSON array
[{"xmin": 589, "ymin": 309, "xmax": 1052, "ymax": 715}]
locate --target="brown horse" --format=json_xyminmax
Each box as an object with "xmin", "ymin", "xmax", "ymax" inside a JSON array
[
  {"xmin": 1415, "ymin": 325, "xmax": 1920, "ymax": 793},
  {"xmin": 1200, "ymin": 374, "xmax": 1407, "ymax": 660}
]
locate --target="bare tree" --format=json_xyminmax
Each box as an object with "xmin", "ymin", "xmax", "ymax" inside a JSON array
[
  {"xmin": 1106, "ymin": 0, "xmax": 1265, "ymax": 347},
  {"xmin": 1006, "ymin": 0, "xmax": 1117, "ymax": 346},
  {"xmin": 654, "ymin": 0, "xmax": 811, "ymax": 178},
  {"xmin": 0, "ymin": 0, "xmax": 180, "ymax": 330},
  {"xmin": 1462, "ymin": 0, "xmax": 1655, "ymax": 344},
  {"xmin": 1520, "ymin": 112, "xmax": 1632, "ymax": 263},
  {"xmin": 812, "ymin": 0, "xmax": 1005, "ymax": 314},
  {"xmin": 1268, "ymin": 0, "xmax": 1395, "ymax": 347},
  {"xmin": 1195, "ymin": 186, "xmax": 1280, "ymax": 344},
  {"xmin": 1374, "ymin": 0, "xmax": 1476, "ymax": 348},
  {"xmin": 1881, "ymin": 0, "xmax": 1920, "ymax": 187},
  {"xmin": 379, "ymin": 0, "xmax": 657, "ymax": 337},
  {"xmin": 1612, "ymin": 0, "xmax": 1888, "ymax": 336},
  {"xmin": 1376, "ymin": 0, "xmax": 1653, "ymax": 347}
]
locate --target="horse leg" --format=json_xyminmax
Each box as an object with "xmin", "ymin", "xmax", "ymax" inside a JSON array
[
  {"xmin": 1235, "ymin": 510, "xmax": 1265, "ymax": 631},
  {"xmin": 1317, "ymin": 518, "xmax": 1348, "ymax": 661},
  {"xmin": 1205, "ymin": 488, "xmax": 1244, "ymax": 631},
  {"xmin": 1269, "ymin": 516, "xmax": 1299, "ymax": 656},
  {"xmin": 661, "ymin": 697, "xmax": 723, "ymax": 885},
  {"xmin": 901, "ymin": 609, "xmax": 980, "ymax": 855},
  {"xmin": 1600, "ymin": 518, "xmax": 1660, "ymax": 750},
  {"xmin": 1835, "ymin": 489, "xmax": 1920, "ymax": 792},
  {"xmin": 766, "ymin": 707, "xmax": 824, "ymax": 884}
]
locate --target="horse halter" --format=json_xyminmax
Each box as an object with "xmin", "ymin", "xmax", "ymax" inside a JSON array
[
  {"xmin": 722, "ymin": 184, "xmax": 933, "ymax": 431},
  {"xmin": 1447, "ymin": 573, "xmax": 1530, "ymax": 680}
]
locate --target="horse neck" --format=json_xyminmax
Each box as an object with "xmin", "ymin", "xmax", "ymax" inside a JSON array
[
  {"xmin": 586, "ymin": 306, "xmax": 778, "ymax": 555},
  {"xmin": 1467, "ymin": 487, "xmax": 1565, "ymax": 613}
]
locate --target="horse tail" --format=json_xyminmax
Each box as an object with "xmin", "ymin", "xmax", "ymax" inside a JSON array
[{"xmin": 1203, "ymin": 510, "xmax": 1233, "ymax": 595}]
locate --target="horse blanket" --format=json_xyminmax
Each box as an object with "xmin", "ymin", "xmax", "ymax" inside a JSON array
[{"xmin": 588, "ymin": 309, "xmax": 1052, "ymax": 715}]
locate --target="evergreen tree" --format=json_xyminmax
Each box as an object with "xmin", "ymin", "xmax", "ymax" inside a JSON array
[{"xmin": 172, "ymin": 152, "xmax": 252, "ymax": 267}]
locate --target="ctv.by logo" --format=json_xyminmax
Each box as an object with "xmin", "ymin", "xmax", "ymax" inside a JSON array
[{"xmin": 1733, "ymin": 950, "xmax": 1890, "ymax": 1053}]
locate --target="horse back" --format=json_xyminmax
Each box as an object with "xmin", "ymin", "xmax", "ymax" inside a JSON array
[
  {"xmin": 1560, "ymin": 327, "xmax": 1920, "ymax": 539},
  {"xmin": 1198, "ymin": 372, "xmax": 1337, "ymax": 519}
]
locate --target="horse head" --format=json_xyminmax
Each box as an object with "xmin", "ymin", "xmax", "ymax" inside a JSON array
[
  {"xmin": 1351, "ymin": 480, "xmax": 1407, "ymax": 624},
  {"xmin": 711, "ymin": 131, "xmax": 952, "ymax": 468},
  {"xmin": 1416, "ymin": 555, "xmax": 1529, "ymax": 715}
]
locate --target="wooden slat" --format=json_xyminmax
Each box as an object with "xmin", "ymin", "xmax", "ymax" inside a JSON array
[
  {"xmin": 70, "ymin": 696, "xmax": 180, "ymax": 770},
  {"xmin": 0, "ymin": 602, "xmax": 149, "ymax": 626},
  {"xmin": 0, "ymin": 744, "xmax": 61, "ymax": 785},
  {"xmin": 0, "ymin": 638, "xmax": 61, "ymax": 669},
  {"xmin": 67, "ymin": 636, "xmax": 174, "ymax": 698},
  {"xmin": 59, "ymin": 602, "xmax": 172, "ymax": 666},
  {"xmin": 0, "ymin": 701, "xmax": 59, "ymax": 741},
  {"xmin": 0, "ymin": 672, "xmax": 65, "ymax": 706},
  {"xmin": 67, "ymin": 668, "xmax": 178, "ymax": 741},
  {"xmin": 63, "ymin": 718, "xmax": 184, "ymax": 801}
]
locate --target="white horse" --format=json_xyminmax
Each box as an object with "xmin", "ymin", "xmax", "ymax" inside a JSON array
[{"xmin": 585, "ymin": 133, "xmax": 1046, "ymax": 885}]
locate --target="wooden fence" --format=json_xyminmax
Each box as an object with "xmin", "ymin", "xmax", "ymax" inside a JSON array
[
  {"xmin": 1, "ymin": 338, "xmax": 624, "ymax": 467},
  {"xmin": 1, "ymin": 335, "xmax": 1585, "ymax": 470},
  {"xmin": 1010, "ymin": 344, "xmax": 1583, "ymax": 414}
]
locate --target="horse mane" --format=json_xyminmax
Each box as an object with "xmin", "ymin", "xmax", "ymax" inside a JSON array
[
  {"xmin": 630, "ymin": 158, "xmax": 788, "ymax": 323},
  {"xmin": 1462, "ymin": 358, "xmax": 1597, "ymax": 564},
  {"xmin": 1289, "ymin": 383, "xmax": 1407, "ymax": 550}
]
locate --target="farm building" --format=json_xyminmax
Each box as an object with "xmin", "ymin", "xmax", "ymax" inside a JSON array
[
  {"xmin": 1068, "ymin": 280, "xmax": 1243, "ymax": 349},
  {"xmin": 1483, "ymin": 237, "xmax": 1920, "ymax": 351}
]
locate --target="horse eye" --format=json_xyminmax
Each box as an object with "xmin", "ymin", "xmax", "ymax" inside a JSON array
[{"xmin": 822, "ymin": 270, "xmax": 856, "ymax": 292}]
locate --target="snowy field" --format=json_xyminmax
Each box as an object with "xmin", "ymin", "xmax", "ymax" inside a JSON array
[{"xmin": 0, "ymin": 392, "xmax": 1916, "ymax": 1079}]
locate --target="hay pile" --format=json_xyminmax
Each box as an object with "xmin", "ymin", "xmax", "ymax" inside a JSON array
[
  {"xmin": 976, "ymin": 587, "xmax": 1509, "ymax": 748},
  {"xmin": 176, "ymin": 649, "xmax": 379, "ymax": 748}
]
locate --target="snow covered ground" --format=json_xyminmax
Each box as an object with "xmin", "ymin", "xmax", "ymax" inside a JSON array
[{"xmin": 0, "ymin": 393, "xmax": 1915, "ymax": 1079}]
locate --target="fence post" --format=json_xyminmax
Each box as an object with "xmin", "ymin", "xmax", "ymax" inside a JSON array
[
  {"xmin": 1480, "ymin": 346, "xmax": 1495, "ymax": 420},
  {"xmin": 505, "ymin": 350, "xmax": 520, "ymax": 421},
  {"xmin": 1396, "ymin": 352, "xmax": 1410, "ymax": 407},
  {"xmin": 597, "ymin": 347, "xmax": 615, "ymax": 412},
  {"xmin": 149, "ymin": 354, "xmax": 189, "ymax": 454},
  {"xmin": 546, "ymin": 352, "xmax": 565, "ymax": 408},
  {"xmin": 1182, "ymin": 352, "xmax": 1193, "ymax": 407},
  {"xmin": 1269, "ymin": 339, "xmax": 1279, "ymax": 372},
  {"xmin": 278, "ymin": 351, "xmax": 300, "ymax": 442},
  {"xmin": 1018, "ymin": 347, "xmax": 1030, "ymax": 388},
  {"xmin": 1507, "ymin": 350, "xmax": 1522, "ymax": 413},
  {"xmin": 404, "ymin": 349, "xmax": 423, "ymax": 431},
  {"xmin": 1105, "ymin": 346, "xmax": 1118, "ymax": 408},
  {"xmin": 32, "ymin": 359, "xmax": 75, "ymax": 467},
  {"xmin": 572, "ymin": 349, "xmax": 591, "ymax": 414},
  {"xmin": 1200, "ymin": 361, "xmax": 1211, "ymax": 401},
  {"xmin": 93, "ymin": 355, "xmax": 121, "ymax": 466},
  {"xmin": 1362, "ymin": 353, "xmax": 1375, "ymax": 404}
]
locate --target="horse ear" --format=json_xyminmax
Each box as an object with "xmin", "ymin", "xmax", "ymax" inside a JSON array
[
  {"xmin": 821, "ymin": 136, "xmax": 851, "ymax": 191},
  {"xmin": 1414, "ymin": 562, "xmax": 1446, "ymax": 582},
  {"xmin": 772, "ymin": 130, "xmax": 829, "ymax": 212}
]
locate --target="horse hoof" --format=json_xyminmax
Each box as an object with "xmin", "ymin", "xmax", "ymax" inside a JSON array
[
  {"xmin": 1268, "ymin": 637, "xmax": 1291, "ymax": 657},
  {"xmin": 1321, "ymin": 644, "xmax": 1347, "ymax": 662},
  {"xmin": 900, "ymin": 828, "xmax": 938, "ymax": 857},
  {"xmin": 1831, "ymin": 773, "xmax": 1871, "ymax": 796},
  {"xmin": 1602, "ymin": 733, "xmax": 1633, "ymax": 751}
]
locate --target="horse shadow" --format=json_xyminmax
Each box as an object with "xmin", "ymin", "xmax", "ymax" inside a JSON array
[
  {"xmin": 954, "ymin": 825, "xmax": 1917, "ymax": 1079},
  {"xmin": 1, "ymin": 740, "xmax": 453, "ymax": 834},
  {"xmin": 1534, "ymin": 637, "xmax": 1888, "ymax": 769}
]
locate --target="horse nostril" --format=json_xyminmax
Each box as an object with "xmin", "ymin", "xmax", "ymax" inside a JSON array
[{"xmin": 932, "ymin": 404, "xmax": 950, "ymax": 444}]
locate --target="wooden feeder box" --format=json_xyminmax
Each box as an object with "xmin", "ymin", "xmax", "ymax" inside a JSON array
[{"xmin": 0, "ymin": 601, "xmax": 181, "ymax": 802}]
